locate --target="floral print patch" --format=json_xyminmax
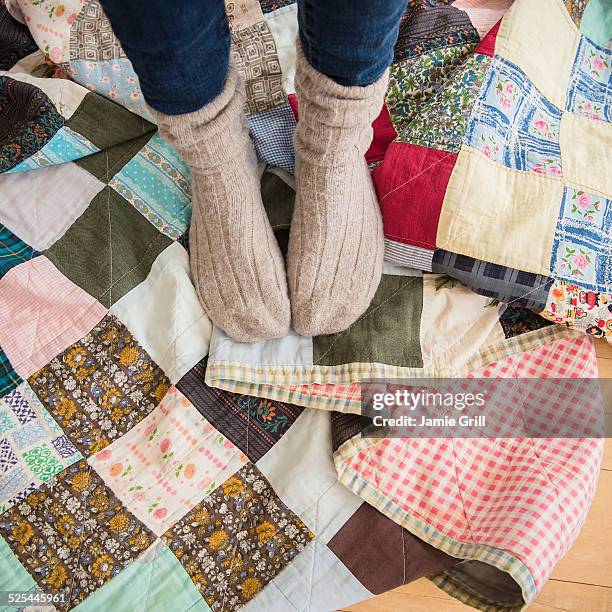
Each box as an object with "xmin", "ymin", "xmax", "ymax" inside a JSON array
[
  {"xmin": 550, "ymin": 188, "xmax": 611, "ymax": 292},
  {"xmin": 564, "ymin": 0, "xmax": 589, "ymax": 26},
  {"xmin": 396, "ymin": 53, "xmax": 491, "ymax": 153},
  {"xmin": 566, "ymin": 35, "xmax": 611, "ymax": 123},
  {"xmin": 28, "ymin": 314, "xmax": 171, "ymax": 457},
  {"xmin": 163, "ymin": 463, "xmax": 313, "ymax": 611},
  {"xmin": 386, "ymin": 43, "xmax": 477, "ymax": 137},
  {"xmin": 0, "ymin": 77, "xmax": 64, "ymax": 172},
  {"xmin": 89, "ymin": 386, "xmax": 247, "ymax": 536},
  {"xmin": 1, "ymin": 384, "xmax": 81, "ymax": 513},
  {"xmin": 64, "ymin": 59, "xmax": 148, "ymax": 118},
  {"xmin": 541, "ymin": 281, "xmax": 612, "ymax": 339},
  {"xmin": 465, "ymin": 56, "xmax": 563, "ymax": 175},
  {"xmin": 0, "ymin": 459, "xmax": 155, "ymax": 610}
]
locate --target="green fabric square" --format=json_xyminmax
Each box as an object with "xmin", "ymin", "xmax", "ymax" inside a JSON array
[
  {"xmin": 313, "ymin": 275, "xmax": 424, "ymax": 367},
  {"xmin": 74, "ymin": 542, "xmax": 211, "ymax": 612},
  {"xmin": 0, "ymin": 535, "xmax": 38, "ymax": 605},
  {"xmin": 45, "ymin": 187, "xmax": 172, "ymax": 307},
  {"xmin": 75, "ymin": 132, "xmax": 154, "ymax": 183},
  {"xmin": 67, "ymin": 91, "xmax": 156, "ymax": 183},
  {"xmin": 261, "ymin": 170, "xmax": 295, "ymax": 258},
  {"xmin": 66, "ymin": 92, "xmax": 156, "ymax": 150}
]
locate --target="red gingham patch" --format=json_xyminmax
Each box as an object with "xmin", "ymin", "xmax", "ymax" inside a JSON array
[{"xmin": 340, "ymin": 335, "xmax": 603, "ymax": 593}]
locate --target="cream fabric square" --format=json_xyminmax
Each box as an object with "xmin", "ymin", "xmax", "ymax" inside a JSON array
[
  {"xmin": 560, "ymin": 111, "xmax": 612, "ymax": 198},
  {"xmin": 264, "ymin": 4, "xmax": 299, "ymax": 95},
  {"xmin": 437, "ymin": 147, "xmax": 564, "ymax": 275},
  {"xmin": 421, "ymin": 275, "xmax": 505, "ymax": 374},
  {"xmin": 110, "ymin": 243, "xmax": 212, "ymax": 384},
  {"xmin": 495, "ymin": 0, "xmax": 579, "ymax": 109}
]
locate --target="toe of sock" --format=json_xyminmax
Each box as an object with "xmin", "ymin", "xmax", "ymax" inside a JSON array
[
  {"xmin": 207, "ymin": 292, "xmax": 291, "ymax": 343},
  {"xmin": 290, "ymin": 294, "xmax": 370, "ymax": 337},
  {"xmin": 224, "ymin": 305, "xmax": 291, "ymax": 343}
]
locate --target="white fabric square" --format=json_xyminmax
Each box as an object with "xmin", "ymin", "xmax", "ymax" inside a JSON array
[
  {"xmin": 264, "ymin": 3, "xmax": 299, "ymax": 95},
  {"xmin": 257, "ymin": 409, "xmax": 362, "ymax": 538},
  {"xmin": 209, "ymin": 325, "xmax": 313, "ymax": 367},
  {"xmin": 242, "ymin": 539, "xmax": 372, "ymax": 612},
  {"xmin": 110, "ymin": 243, "xmax": 212, "ymax": 384},
  {"xmin": 0, "ymin": 162, "xmax": 104, "ymax": 250}
]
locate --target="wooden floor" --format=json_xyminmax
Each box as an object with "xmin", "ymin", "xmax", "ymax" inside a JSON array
[{"xmin": 342, "ymin": 341, "xmax": 612, "ymax": 612}]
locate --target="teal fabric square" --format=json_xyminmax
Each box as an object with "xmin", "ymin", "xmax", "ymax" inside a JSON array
[{"xmin": 109, "ymin": 132, "xmax": 192, "ymax": 239}]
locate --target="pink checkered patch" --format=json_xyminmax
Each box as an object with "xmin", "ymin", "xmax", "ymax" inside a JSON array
[{"xmin": 342, "ymin": 335, "xmax": 603, "ymax": 593}]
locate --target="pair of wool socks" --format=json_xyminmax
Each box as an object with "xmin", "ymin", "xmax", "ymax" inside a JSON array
[{"xmin": 150, "ymin": 45, "xmax": 387, "ymax": 342}]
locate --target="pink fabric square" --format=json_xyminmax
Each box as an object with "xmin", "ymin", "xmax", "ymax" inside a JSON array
[
  {"xmin": 338, "ymin": 335, "xmax": 603, "ymax": 595},
  {"xmin": 453, "ymin": 0, "xmax": 512, "ymax": 39},
  {"xmin": 88, "ymin": 386, "xmax": 248, "ymax": 536},
  {"xmin": 0, "ymin": 256, "xmax": 108, "ymax": 378}
]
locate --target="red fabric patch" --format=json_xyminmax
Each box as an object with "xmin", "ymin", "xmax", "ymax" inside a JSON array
[
  {"xmin": 285, "ymin": 96, "xmax": 396, "ymax": 163},
  {"xmin": 288, "ymin": 93, "xmax": 299, "ymax": 119},
  {"xmin": 475, "ymin": 19, "xmax": 501, "ymax": 57},
  {"xmin": 366, "ymin": 104, "xmax": 397, "ymax": 164},
  {"xmin": 373, "ymin": 142, "xmax": 457, "ymax": 250}
]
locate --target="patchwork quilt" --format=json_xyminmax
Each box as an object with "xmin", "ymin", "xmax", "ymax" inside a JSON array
[
  {"xmin": 0, "ymin": 0, "xmax": 606, "ymax": 611},
  {"xmin": 375, "ymin": 0, "xmax": 612, "ymax": 340}
]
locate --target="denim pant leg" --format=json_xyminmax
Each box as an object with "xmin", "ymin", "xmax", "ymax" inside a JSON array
[
  {"xmin": 99, "ymin": 0, "xmax": 230, "ymax": 115},
  {"xmin": 297, "ymin": 0, "xmax": 406, "ymax": 87}
]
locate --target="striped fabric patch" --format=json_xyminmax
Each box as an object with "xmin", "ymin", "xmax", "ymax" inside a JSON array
[{"xmin": 384, "ymin": 238, "xmax": 434, "ymax": 271}]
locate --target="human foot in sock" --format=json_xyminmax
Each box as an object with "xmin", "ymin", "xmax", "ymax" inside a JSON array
[
  {"xmin": 149, "ymin": 67, "xmax": 290, "ymax": 342},
  {"xmin": 287, "ymin": 43, "xmax": 387, "ymax": 337}
]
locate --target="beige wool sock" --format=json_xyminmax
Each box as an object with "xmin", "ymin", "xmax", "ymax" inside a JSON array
[
  {"xmin": 149, "ymin": 67, "xmax": 290, "ymax": 342},
  {"xmin": 287, "ymin": 43, "xmax": 388, "ymax": 336}
]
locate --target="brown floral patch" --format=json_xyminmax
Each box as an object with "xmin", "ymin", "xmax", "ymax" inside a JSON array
[
  {"xmin": 163, "ymin": 463, "xmax": 313, "ymax": 611},
  {"xmin": 0, "ymin": 459, "xmax": 154, "ymax": 610},
  {"xmin": 28, "ymin": 314, "xmax": 170, "ymax": 456}
]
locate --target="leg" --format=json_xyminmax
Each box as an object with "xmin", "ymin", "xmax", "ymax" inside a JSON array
[
  {"xmin": 298, "ymin": 0, "xmax": 405, "ymax": 87},
  {"xmin": 100, "ymin": 0, "xmax": 230, "ymax": 114},
  {"xmin": 288, "ymin": 0, "xmax": 405, "ymax": 336},
  {"xmin": 100, "ymin": 0, "xmax": 291, "ymax": 341}
]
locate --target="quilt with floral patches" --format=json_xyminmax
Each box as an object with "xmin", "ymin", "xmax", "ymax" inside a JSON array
[
  {"xmin": 0, "ymin": 1, "xmax": 606, "ymax": 611},
  {"xmin": 376, "ymin": 0, "xmax": 612, "ymax": 340}
]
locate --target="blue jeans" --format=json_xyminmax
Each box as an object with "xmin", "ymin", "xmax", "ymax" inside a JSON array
[{"xmin": 100, "ymin": 0, "xmax": 406, "ymax": 115}]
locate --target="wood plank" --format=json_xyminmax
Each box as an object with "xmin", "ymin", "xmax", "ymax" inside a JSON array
[
  {"xmin": 598, "ymin": 357, "xmax": 612, "ymax": 378},
  {"xmin": 529, "ymin": 580, "xmax": 612, "ymax": 612},
  {"xmin": 603, "ymin": 438, "xmax": 612, "ymax": 472},
  {"xmin": 341, "ymin": 578, "xmax": 471, "ymax": 612},
  {"xmin": 596, "ymin": 341, "xmax": 612, "ymax": 361},
  {"xmin": 542, "ymin": 470, "xmax": 612, "ymax": 587},
  {"xmin": 343, "ymin": 578, "xmax": 612, "ymax": 612}
]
